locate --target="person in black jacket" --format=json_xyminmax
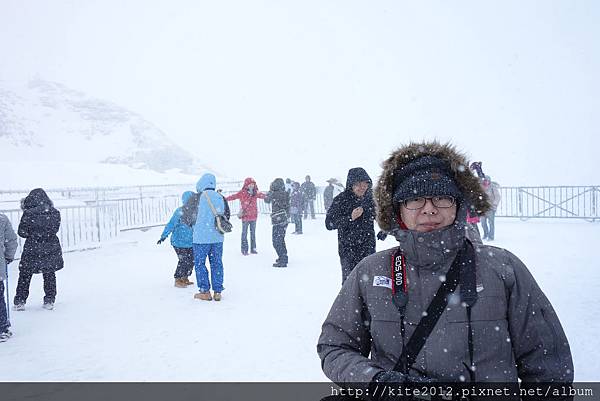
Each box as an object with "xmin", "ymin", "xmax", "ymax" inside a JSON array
[
  {"xmin": 300, "ymin": 175, "xmax": 316, "ymax": 219},
  {"xmin": 14, "ymin": 188, "xmax": 64, "ymax": 310},
  {"xmin": 264, "ymin": 178, "xmax": 290, "ymax": 267},
  {"xmin": 323, "ymin": 178, "xmax": 344, "ymax": 212},
  {"xmin": 325, "ymin": 168, "xmax": 376, "ymax": 283}
]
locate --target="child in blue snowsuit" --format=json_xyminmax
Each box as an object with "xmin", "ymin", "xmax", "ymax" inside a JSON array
[{"xmin": 157, "ymin": 191, "xmax": 195, "ymax": 288}]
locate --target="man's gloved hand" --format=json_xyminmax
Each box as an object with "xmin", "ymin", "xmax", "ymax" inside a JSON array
[
  {"xmin": 5, "ymin": 258, "xmax": 13, "ymax": 265},
  {"xmin": 156, "ymin": 238, "xmax": 165, "ymax": 245},
  {"xmin": 377, "ymin": 231, "xmax": 388, "ymax": 241},
  {"xmin": 370, "ymin": 371, "xmax": 435, "ymax": 401}
]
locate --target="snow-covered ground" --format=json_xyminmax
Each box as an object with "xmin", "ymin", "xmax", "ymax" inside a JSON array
[{"xmin": 1, "ymin": 216, "xmax": 598, "ymax": 381}]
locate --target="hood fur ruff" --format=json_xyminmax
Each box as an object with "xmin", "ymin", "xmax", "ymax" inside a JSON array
[{"xmin": 374, "ymin": 141, "xmax": 491, "ymax": 231}]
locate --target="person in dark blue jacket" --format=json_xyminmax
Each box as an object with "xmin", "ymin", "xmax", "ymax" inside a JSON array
[
  {"xmin": 157, "ymin": 191, "xmax": 195, "ymax": 288},
  {"xmin": 325, "ymin": 168, "xmax": 376, "ymax": 284}
]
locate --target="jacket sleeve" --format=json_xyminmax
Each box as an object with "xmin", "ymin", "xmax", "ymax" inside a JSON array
[
  {"xmin": 257, "ymin": 192, "xmax": 266, "ymax": 200},
  {"xmin": 505, "ymin": 251, "xmax": 574, "ymax": 385},
  {"xmin": 493, "ymin": 184, "xmax": 502, "ymax": 208},
  {"xmin": 363, "ymin": 196, "xmax": 376, "ymax": 223},
  {"xmin": 3, "ymin": 217, "xmax": 18, "ymax": 260},
  {"xmin": 223, "ymin": 196, "xmax": 231, "ymax": 220},
  {"xmin": 50, "ymin": 210, "xmax": 61, "ymax": 235},
  {"xmin": 325, "ymin": 195, "xmax": 351, "ymax": 231},
  {"xmin": 317, "ymin": 266, "xmax": 382, "ymax": 386},
  {"xmin": 284, "ymin": 192, "xmax": 290, "ymax": 214},
  {"xmin": 17, "ymin": 213, "xmax": 31, "ymax": 239},
  {"xmin": 160, "ymin": 210, "xmax": 181, "ymax": 240},
  {"xmin": 225, "ymin": 191, "xmax": 241, "ymax": 202},
  {"xmin": 264, "ymin": 192, "xmax": 272, "ymax": 204}
]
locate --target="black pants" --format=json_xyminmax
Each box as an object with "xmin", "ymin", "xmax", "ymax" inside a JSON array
[
  {"xmin": 272, "ymin": 224, "xmax": 288, "ymax": 263},
  {"xmin": 173, "ymin": 247, "xmax": 194, "ymax": 279},
  {"xmin": 0, "ymin": 280, "xmax": 9, "ymax": 332},
  {"xmin": 303, "ymin": 200, "xmax": 315, "ymax": 219},
  {"xmin": 241, "ymin": 220, "xmax": 257, "ymax": 253},
  {"xmin": 292, "ymin": 213, "xmax": 303, "ymax": 233},
  {"xmin": 14, "ymin": 270, "xmax": 56, "ymax": 305}
]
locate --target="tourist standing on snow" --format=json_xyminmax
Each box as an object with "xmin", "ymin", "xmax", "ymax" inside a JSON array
[
  {"xmin": 264, "ymin": 178, "xmax": 290, "ymax": 267},
  {"xmin": 323, "ymin": 178, "xmax": 343, "ymax": 212},
  {"xmin": 225, "ymin": 177, "xmax": 266, "ymax": 255},
  {"xmin": 318, "ymin": 142, "xmax": 573, "ymax": 397},
  {"xmin": 289, "ymin": 182, "xmax": 304, "ymax": 234},
  {"xmin": 481, "ymin": 175, "xmax": 501, "ymax": 240},
  {"xmin": 0, "ymin": 214, "xmax": 18, "ymax": 342},
  {"xmin": 157, "ymin": 191, "xmax": 195, "ymax": 288},
  {"xmin": 14, "ymin": 188, "xmax": 64, "ymax": 311},
  {"xmin": 182, "ymin": 174, "xmax": 229, "ymax": 301},
  {"xmin": 325, "ymin": 167, "xmax": 376, "ymax": 284},
  {"xmin": 300, "ymin": 175, "xmax": 317, "ymax": 219}
]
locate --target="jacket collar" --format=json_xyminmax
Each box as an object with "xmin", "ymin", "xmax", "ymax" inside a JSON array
[{"xmin": 392, "ymin": 223, "xmax": 465, "ymax": 269}]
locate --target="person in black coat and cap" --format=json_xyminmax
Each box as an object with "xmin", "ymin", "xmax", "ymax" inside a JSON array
[
  {"xmin": 325, "ymin": 167, "xmax": 376, "ymax": 283},
  {"xmin": 14, "ymin": 188, "xmax": 64, "ymax": 310},
  {"xmin": 265, "ymin": 178, "xmax": 290, "ymax": 267}
]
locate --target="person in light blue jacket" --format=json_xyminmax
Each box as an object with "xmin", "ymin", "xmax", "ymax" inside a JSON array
[
  {"xmin": 157, "ymin": 191, "xmax": 195, "ymax": 288},
  {"xmin": 189, "ymin": 173, "xmax": 227, "ymax": 301}
]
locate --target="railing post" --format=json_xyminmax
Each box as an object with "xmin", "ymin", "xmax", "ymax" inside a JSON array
[
  {"xmin": 139, "ymin": 186, "xmax": 144, "ymax": 225},
  {"xmin": 593, "ymin": 186, "xmax": 598, "ymax": 221},
  {"xmin": 95, "ymin": 189, "xmax": 101, "ymax": 241},
  {"xmin": 518, "ymin": 187, "xmax": 523, "ymax": 218}
]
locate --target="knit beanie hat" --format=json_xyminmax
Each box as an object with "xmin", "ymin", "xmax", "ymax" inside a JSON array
[{"xmin": 392, "ymin": 156, "xmax": 463, "ymax": 203}]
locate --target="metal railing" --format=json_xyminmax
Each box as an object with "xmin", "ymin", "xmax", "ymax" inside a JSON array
[
  {"xmin": 496, "ymin": 186, "xmax": 599, "ymax": 221},
  {"xmin": 2, "ymin": 204, "xmax": 119, "ymax": 258},
  {"xmin": 2, "ymin": 184, "xmax": 597, "ymax": 259}
]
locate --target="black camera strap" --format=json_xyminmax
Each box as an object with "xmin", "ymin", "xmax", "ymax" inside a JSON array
[{"xmin": 392, "ymin": 241, "xmax": 470, "ymax": 374}]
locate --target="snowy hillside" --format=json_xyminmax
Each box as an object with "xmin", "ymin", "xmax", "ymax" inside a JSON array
[{"xmin": 0, "ymin": 79, "xmax": 216, "ymax": 188}]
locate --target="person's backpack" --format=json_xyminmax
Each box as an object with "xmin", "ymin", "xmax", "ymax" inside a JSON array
[{"xmin": 181, "ymin": 193, "xmax": 200, "ymax": 226}]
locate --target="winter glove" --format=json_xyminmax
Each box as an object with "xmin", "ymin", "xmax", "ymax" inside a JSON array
[
  {"xmin": 5, "ymin": 258, "xmax": 13, "ymax": 265},
  {"xmin": 157, "ymin": 238, "xmax": 165, "ymax": 245},
  {"xmin": 377, "ymin": 231, "xmax": 388, "ymax": 241},
  {"xmin": 370, "ymin": 370, "xmax": 435, "ymax": 401}
]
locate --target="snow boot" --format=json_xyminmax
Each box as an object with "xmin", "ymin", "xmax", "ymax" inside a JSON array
[
  {"xmin": 174, "ymin": 278, "xmax": 187, "ymax": 288},
  {"xmin": 0, "ymin": 330, "xmax": 13, "ymax": 342},
  {"xmin": 213, "ymin": 292, "xmax": 222, "ymax": 301},
  {"xmin": 43, "ymin": 302, "xmax": 54, "ymax": 310},
  {"xmin": 250, "ymin": 249, "xmax": 258, "ymax": 254},
  {"xmin": 194, "ymin": 292, "xmax": 212, "ymax": 301},
  {"xmin": 273, "ymin": 261, "xmax": 287, "ymax": 268},
  {"xmin": 183, "ymin": 277, "xmax": 194, "ymax": 286},
  {"xmin": 13, "ymin": 304, "xmax": 25, "ymax": 311}
]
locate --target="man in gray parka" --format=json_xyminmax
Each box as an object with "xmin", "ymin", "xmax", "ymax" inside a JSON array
[
  {"xmin": 1, "ymin": 213, "xmax": 18, "ymax": 341},
  {"xmin": 317, "ymin": 142, "xmax": 573, "ymax": 399}
]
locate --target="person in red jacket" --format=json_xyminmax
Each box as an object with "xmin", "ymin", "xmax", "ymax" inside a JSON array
[{"xmin": 226, "ymin": 177, "xmax": 266, "ymax": 255}]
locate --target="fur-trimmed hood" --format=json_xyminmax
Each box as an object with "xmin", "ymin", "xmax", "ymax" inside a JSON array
[{"xmin": 374, "ymin": 141, "xmax": 490, "ymax": 231}]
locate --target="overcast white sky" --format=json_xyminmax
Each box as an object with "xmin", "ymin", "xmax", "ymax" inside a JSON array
[{"xmin": 1, "ymin": 0, "xmax": 598, "ymax": 186}]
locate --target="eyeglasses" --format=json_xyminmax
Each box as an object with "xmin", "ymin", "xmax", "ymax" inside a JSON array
[{"xmin": 402, "ymin": 196, "xmax": 456, "ymax": 210}]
